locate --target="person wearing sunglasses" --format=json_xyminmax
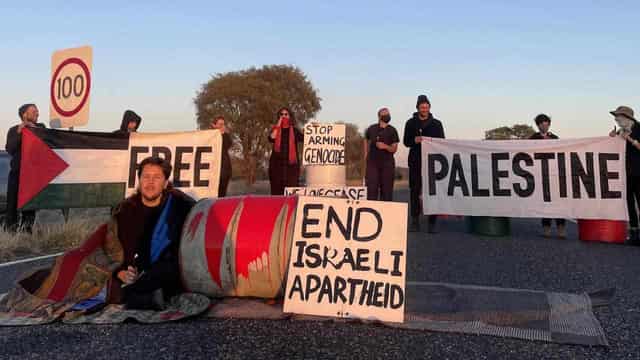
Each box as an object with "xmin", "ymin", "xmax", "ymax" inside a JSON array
[{"xmin": 268, "ymin": 107, "xmax": 304, "ymax": 195}]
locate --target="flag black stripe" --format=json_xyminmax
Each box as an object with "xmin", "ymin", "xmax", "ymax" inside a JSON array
[{"xmin": 30, "ymin": 127, "xmax": 129, "ymax": 150}]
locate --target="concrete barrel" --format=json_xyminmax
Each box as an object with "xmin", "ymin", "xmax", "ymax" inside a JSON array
[{"xmin": 180, "ymin": 195, "xmax": 298, "ymax": 298}]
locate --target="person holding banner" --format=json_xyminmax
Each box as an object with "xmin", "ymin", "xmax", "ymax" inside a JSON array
[
  {"xmin": 609, "ymin": 106, "xmax": 640, "ymax": 246},
  {"xmin": 113, "ymin": 110, "xmax": 142, "ymax": 134},
  {"xmin": 4, "ymin": 104, "xmax": 46, "ymax": 233},
  {"xmin": 403, "ymin": 95, "xmax": 445, "ymax": 233},
  {"xmin": 268, "ymin": 107, "xmax": 303, "ymax": 195},
  {"xmin": 211, "ymin": 115, "xmax": 232, "ymax": 197},
  {"xmin": 529, "ymin": 114, "xmax": 566, "ymax": 239},
  {"xmin": 364, "ymin": 107, "xmax": 400, "ymax": 201}
]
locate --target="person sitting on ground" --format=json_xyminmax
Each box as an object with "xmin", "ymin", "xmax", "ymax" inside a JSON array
[
  {"xmin": 114, "ymin": 110, "xmax": 142, "ymax": 134},
  {"xmin": 529, "ymin": 113, "xmax": 566, "ymax": 239},
  {"xmin": 108, "ymin": 156, "xmax": 195, "ymax": 309}
]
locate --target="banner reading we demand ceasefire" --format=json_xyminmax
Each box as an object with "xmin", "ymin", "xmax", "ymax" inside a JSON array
[
  {"xmin": 18, "ymin": 127, "xmax": 221, "ymax": 210},
  {"xmin": 421, "ymin": 136, "xmax": 628, "ymax": 220}
]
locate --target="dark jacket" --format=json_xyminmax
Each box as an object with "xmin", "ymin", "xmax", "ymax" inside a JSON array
[
  {"xmin": 403, "ymin": 112, "xmax": 445, "ymax": 167},
  {"xmin": 108, "ymin": 187, "xmax": 195, "ymax": 303},
  {"xmin": 625, "ymin": 123, "xmax": 640, "ymax": 177},
  {"xmin": 113, "ymin": 110, "xmax": 142, "ymax": 134},
  {"xmin": 5, "ymin": 122, "xmax": 46, "ymax": 173},
  {"xmin": 529, "ymin": 132, "xmax": 559, "ymax": 140},
  {"xmin": 268, "ymin": 126, "xmax": 304, "ymax": 166}
]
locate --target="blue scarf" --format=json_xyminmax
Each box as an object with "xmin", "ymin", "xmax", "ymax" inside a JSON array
[{"xmin": 150, "ymin": 194, "xmax": 173, "ymax": 264}]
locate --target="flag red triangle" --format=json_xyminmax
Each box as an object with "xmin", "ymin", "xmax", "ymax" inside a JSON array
[{"xmin": 18, "ymin": 128, "xmax": 69, "ymax": 208}]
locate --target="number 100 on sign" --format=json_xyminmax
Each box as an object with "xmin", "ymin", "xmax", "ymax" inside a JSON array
[{"xmin": 49, "ymin": 46, "xmax": 93, "ymax": 128}]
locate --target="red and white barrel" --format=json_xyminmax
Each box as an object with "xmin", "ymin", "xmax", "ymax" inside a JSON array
[{"xmin": 179, "ymin": 195, "xmax": 298, "ymax": 298}]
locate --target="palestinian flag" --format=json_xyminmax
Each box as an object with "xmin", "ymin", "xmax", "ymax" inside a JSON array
[
  {"xmin": 19, "ymin": 128, "xmax": 129, "ymax": 210},
  {"xmin": 19, "ymin": 127, "xmax": 221, "ymax": 211}
]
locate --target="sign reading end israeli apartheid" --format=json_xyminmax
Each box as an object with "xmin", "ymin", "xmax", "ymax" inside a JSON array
[
  {"xmin": 283, "ymin": 196, "xmax": 407, "ymax": 323},
  {"xmin": 18, "ymin": 128, "xmax": 221, "ymax": 210},
  {"xmin": 421, "ymin": 136, "xmax": 628, "ymax": 220},
  {"xmin": 50, "ymin": 46, "xmax": 92, "ymax": 128},
  {"xmin": 303, "ymin": 123, "xmax": 346, "ymax": 166},
  {"xmin": 285, "ymin": 186, "xmax": 367, "ymax": 200}
]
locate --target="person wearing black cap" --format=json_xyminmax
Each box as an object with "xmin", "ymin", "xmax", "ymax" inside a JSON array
[
  {"xmin": 114, "ymin": 110, "xmax": 142, "ymax": 134},
  {"xmin": 4, "ymin": 104, "xmax": 46, "ymax": 232},
  {"xmin": 529, "ymin": 114, "xmax": 566, "ymax": 239},
  {"xmin": 403, "ymin": 95, "xmax": 445, "ymax": 232},
  {"xmin": 608, "ymin": 105, "xmax": 640, "ymax": 246},
  {"xmin": 364, "ymin": 107, "xmax": 400, "ymax": 201}
]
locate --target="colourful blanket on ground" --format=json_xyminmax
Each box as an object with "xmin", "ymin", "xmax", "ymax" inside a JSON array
[
  {"xmin": 0, "ymin": 223, "xmax": 122, "ymax": 325},
  {"xmin": 0, "ymin": 221, "xmax": 209, "ymax": 326}
]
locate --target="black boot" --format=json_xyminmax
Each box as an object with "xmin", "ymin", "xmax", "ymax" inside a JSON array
[
  {"xmin": 409, "ymin": 217, "xmax": 420, "ymax": 232},
  {"xmin": 627, "ymin": 228, "xmax": 640, "ymax": 246},
  {"xmin": 427, "ymin": 215, "xmax": 438, "ymax": 234}
]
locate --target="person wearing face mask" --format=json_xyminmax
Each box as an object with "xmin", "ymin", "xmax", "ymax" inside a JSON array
[
  {"xmin": 609, "ymin": 106, "xmax": 640, "ymax": 246},
  {"xmin": 268, "ymin": 107, "xmax": 304, "ymax": 195},
  {"xmin": 4, "ymin": 103, "xmax": 46, "ymax": 233},
  {"xmin": 363, "ymin": 107, "xmax": 400, "ymax": 201},
  {"xmin": 403, "ymin": 95, "xmax": 445, "ymax": 233},
  {"xmin": 529, "ymin": 114, "xmax": 566, "ymax": 239}
]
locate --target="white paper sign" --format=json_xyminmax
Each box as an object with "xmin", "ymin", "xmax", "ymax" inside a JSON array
[
  {"xmin": 284, "ymin": 186, "xmax": 367, "ymax": 200},
  {"xmin": 283, "ymin": 196, "xmax": 408, "ymax": 323},
  {"xmin": 303, "ymin": 123, "xmax": 346, "ymax": 166},
  {"xmin": 421, "ymin": 136, "xmax": 628, "ymax": 220}
]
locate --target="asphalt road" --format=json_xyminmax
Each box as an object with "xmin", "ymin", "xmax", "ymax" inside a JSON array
[{"xmin": 1, "ymin": 189, "xmax": 639, "ymax": 359}]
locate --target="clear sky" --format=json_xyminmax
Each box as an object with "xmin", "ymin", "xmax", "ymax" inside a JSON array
[{"xmin": 1, "ymin": 0, "xmax": 639, "ymax": 166}]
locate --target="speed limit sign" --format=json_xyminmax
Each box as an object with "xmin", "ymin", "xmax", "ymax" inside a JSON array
[{"xmin": 49, "ymin": 46, "xmax": 92, "ymax": 128}]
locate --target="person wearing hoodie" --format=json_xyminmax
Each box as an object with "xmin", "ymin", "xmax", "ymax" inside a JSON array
[
  {"xmin": 114, "ymin": 110, "xmax": 142, "ymax": 134},
  {"xmin": 608, "ymin": 106, "xmax": 640, "ymax": 246},
  {"xmin": 403, "ymin": 95, "xmax": 445, "ymax": 233}
]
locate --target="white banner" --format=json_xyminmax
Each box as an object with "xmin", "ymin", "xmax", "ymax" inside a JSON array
[
  {"xmin": 127, "ymin": 130, "xmax": 222, "ymax": 200},
  {"xmin": 421, "ymin": 136, "xmax": 628, "ymax": 220},
  {"xmin": 303, "ymin": 123, "xmax": 346, "ymax": 166},
  {"xmin": 284, "ymin": 186, "xmax": 367, "ymax": 200},
  {"xmin": 284, "ymin": 196, "xmax": 407, "ymax": 323}
]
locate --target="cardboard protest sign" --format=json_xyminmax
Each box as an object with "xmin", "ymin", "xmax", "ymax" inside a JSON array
[
  {"xmin": 283, "ymin": 196, "xmax": 407, "ymax": 323},
  {"xmin": 284, "ymin": 186, "xmax": 367, "ymax": 200},
  {"xmin": 421, "ymin": 136, "xmax": 628, "ymax": 220},
  {"xmin": 303, "ymin": 123, "xmax": 346, "ymax": 166}
]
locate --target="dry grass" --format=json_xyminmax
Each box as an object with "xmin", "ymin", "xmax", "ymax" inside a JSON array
[{"xmin": 0, "ymin": 216, "xmax": 106, "ymax": 262}]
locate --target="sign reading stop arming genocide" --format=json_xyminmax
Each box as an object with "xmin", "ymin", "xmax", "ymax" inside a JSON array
[
  {"xmin": 421, "ymin": 136, "xmax": 628, "ymax": 220},
  {"xmin": 303, "ymin": 123, "xmax": 346, "ymax": 166},
  {"xmin": 50, "ymin": 46, "xmax": 92, "ymax": 128},
  {"xmin": 18, "ymin": 128, "xmax": 222, "ymax": 210},
  {"xmin": 283, "ymin": 196, "xmax": 407, "ymax": 323}
]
